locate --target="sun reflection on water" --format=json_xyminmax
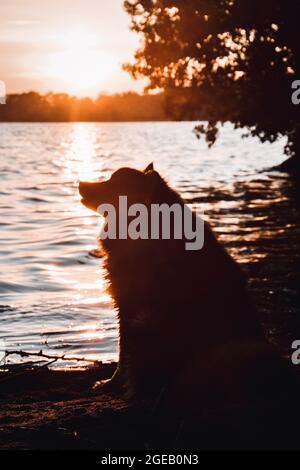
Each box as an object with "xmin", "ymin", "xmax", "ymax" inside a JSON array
[{"xmin": 62, "ymin": 123, "xmax": 105, "ymax": 182}]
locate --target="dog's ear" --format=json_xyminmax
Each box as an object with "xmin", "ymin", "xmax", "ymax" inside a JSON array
[{"xmin": 144, "ymin": 162, "xmax": 154, "ymax": 173}]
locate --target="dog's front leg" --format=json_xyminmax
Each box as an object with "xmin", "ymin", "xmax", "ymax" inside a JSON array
[{"xmin": 93, "ymin": 312, "xmax": 130, "ymax": 394}]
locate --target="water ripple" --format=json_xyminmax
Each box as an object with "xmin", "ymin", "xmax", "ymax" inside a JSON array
[{"xmin": 0, "ymin": 122, "xmax": 295, "ymax": 367}]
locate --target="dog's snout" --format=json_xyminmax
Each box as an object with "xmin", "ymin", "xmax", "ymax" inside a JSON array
[
  {"xmin": 79, "ymin": 181, "xmax": 94, "ymax": 197},
  {"xmin": 78, "ymin": 181, "xmax": 104, "ymax": 211}
]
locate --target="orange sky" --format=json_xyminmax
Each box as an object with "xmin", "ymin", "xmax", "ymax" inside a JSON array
[{"xmin": 0, "ymin": 0, "xmax": 145, "ymax": 97}]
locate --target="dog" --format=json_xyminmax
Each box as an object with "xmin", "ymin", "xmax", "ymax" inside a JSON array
[{"xmin": 79, "ymin": 163, "xmax": 262, "ymax": 399}]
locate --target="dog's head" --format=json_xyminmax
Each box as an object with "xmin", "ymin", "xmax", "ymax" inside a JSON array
[
  {"xmin": 79, "ymin": 163, "xmax": 164, "ymax": 212},
  {"xmin": 79, "ymin": 164, "xmax": 199, "ymax": 253}
]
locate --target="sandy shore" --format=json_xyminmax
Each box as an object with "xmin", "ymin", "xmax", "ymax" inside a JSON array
[{"xmin": 1, "ymin": 360, "xmax": 300, "ymax": 450}]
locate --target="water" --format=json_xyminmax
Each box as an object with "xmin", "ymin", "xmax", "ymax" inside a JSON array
[{"xmin": 0, "ymin": 122, "xmax": 289, "ymax": 367}]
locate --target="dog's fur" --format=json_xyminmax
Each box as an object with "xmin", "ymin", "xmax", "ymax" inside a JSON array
[{"xmin": 79, "ymin": 164, "xmax": 262, "ymax": 399}]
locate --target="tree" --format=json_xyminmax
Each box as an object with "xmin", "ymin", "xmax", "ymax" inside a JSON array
[
  {"xmin": 0, "ymin": 92, "xmax": 168, "ymax": 122},
  {"xmin": 124, "ymin": 0, "xmax": 300, "ymax": 172}
]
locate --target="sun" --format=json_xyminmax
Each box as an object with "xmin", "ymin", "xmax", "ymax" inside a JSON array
[{"xmin": 45, "ymin": 30, "xmax": 117, "ymax": 96}]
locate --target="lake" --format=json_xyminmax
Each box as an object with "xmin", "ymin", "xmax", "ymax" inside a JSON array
[{"xmin": 0, "ymin": 122, "xmax": 289, "ymax": 367}]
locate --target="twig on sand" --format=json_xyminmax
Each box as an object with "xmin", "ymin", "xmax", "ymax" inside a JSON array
[
  {"xmin": 0, "ymin": 350, "xmax": 102, "ymax": 384},
  {"xmin": 1, "ymin": 349, "xmax": 100, "ymax": 365}
]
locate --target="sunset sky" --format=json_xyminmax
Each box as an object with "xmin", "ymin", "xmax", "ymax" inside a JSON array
[{"xmin": 0, "ymin": 0, "xmax": 144, "ymax": 97}]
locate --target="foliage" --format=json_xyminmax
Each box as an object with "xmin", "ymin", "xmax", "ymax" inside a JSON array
[
  {"xmin": 124, "ymin": 0, "xmax": 300, "ymax": 160},
  {"xmin": 0, "ymin": 91, "xmax": 170, "ymax": 122}
]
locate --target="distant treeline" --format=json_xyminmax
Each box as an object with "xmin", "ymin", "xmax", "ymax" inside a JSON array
[{"xmin": 0, "ymin": 91, "xmax": 173, "ymax": 122}]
